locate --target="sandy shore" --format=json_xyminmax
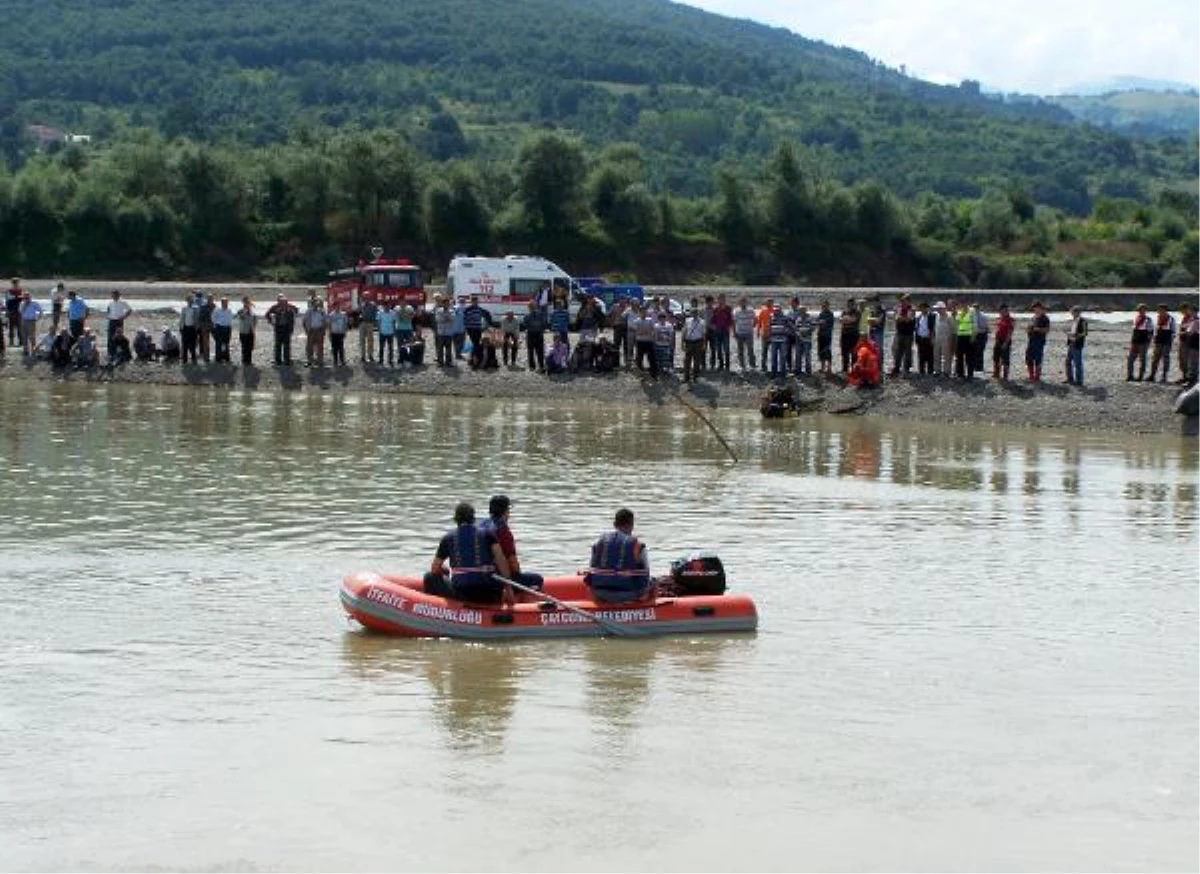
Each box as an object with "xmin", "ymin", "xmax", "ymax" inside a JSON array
[{"xmin": 1, "ymin": 312, "xmax": 1195, "ymax": 437}]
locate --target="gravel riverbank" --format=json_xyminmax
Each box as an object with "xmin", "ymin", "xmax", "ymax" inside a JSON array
[{"xmin": 1, "ymin": 312, "xmax": 1195, "ymax": 437}]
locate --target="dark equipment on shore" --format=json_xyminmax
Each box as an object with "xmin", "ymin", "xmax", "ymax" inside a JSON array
[
  {"xmin": 760, "ymin": 384, "xmax": 798, "ymax": 418},
  {"xmin": 1175, "ymin": 383, "xmax": 1199, "ymax": 417}
]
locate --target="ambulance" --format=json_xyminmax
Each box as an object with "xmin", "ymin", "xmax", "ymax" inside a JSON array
[{"xmin": 443, "ymin": 254, "xmax": 596, "ymax": 318}]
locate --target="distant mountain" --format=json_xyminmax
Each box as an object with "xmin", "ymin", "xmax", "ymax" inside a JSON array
[
  {"xmin": 1060, "ymin": 76, "xmax": 1199, "ymax": 97},
  {"xmin": 0, "ymin": 0, "xmax": 1195, "ymax": 210},
  {"xmin": 1047, "ymin": 89, "xmax": 1199, "ymax": 135}
]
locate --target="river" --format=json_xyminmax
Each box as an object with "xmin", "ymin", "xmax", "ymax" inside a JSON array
[{"xmin": 0, "ymin": 380, "xmax": 1196, "ymax": 872}]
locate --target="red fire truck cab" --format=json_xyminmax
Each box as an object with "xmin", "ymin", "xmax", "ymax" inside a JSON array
[{"xmin": 326, "ymin": 249, "xmax": 427, "ymax": 323}]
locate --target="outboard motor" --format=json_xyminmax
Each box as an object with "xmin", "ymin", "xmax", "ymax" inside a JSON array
[{"xmin": 670, "ymin": 552, "xmax": 727, "ymax": 595}]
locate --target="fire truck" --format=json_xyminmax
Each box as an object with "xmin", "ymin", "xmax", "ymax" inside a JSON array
[{"xmin": 326, "ymin": 247, "xmax": 427, "ymax": 323}]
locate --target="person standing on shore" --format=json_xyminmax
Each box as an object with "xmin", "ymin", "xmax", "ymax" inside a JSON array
[
  {"xmin": 104, "ymin": 290, "xmax": 132, "ymax": 362},
  {"xmin": 433, "ymin": 297, "xmax": 456, "ymax": 367},
  {"xmin": 50, "ymin": 282, "xmax": 65, "ymax": 333},
  {"xmin": 376, "ymin": 302, "xmax": 397, "ymax": 366},
  {"xmin": 653, "ymin": 309, "xmax": 676, "ymax": 375},
  {"xmin": 633, "ymin": 305, "xmax": 657, "ymax": 375},
  {"xmin": 1177, "ymin": 303, "xmax": 1196, "ymax": 385},
  {"xmin": 954, "ymin": 301, "xmax": 975, "ymax": 379},
  {"xmin": 732, "ymin": 296, "xmax": 756, "ymax": 372},
  {"xmin": 682, "ymin": 306, "xmax": 707, "ymax": 383},
  {"xmin": 66, "ymin": 289, "xmax": 89, "ymax": 340},
  {"xmin": 756, "ymin": 298, "xmax": 773, "ymax": 373},
  {"xmin": 793, "ymin": 305, "xmax": 815, "ymax": 377},
  {"xmin": 451, "ymin": 297, "xmax": 467, "ymax": 360},
  {"xmin": 5, "ymin": 279, "xmax": 22, "ymax": 347},
  {"xmin": 179, "ymin": 293, "xmax": 200, "ymax": 363},
  {"xmin": 197, "ymin": 293, "xmax": 215, "ymax": 363},
  {"xmin": 816, "ymin": 299, "xmax": 835, "ymax": 375},
  {"xmin": 499, "ymin": 311, "xmax": 520, "ymax": 366},
  {"xmin": 914, "ymin": 301, "xmax": 934, "ymax": 375},
  {"xmin": 1024, "ymin": 301, "xmax": 1050, "ymax": 383},
  {"xmin": 1127, "ymin": 303, "xmax": 1153, "ymax": 381},
  {"xmin": 301, "ymin": 298, "xmax": 327, "ymax": 367},
  {"xmin": 328, "ymin": 304, "xmax": 349, "ymax": 367},
  {"xmin": 839, "ymin": 299, "xmax": 860, "ymax": 373},
  {"xmin": 19, "ymin": 292, "xmax": 43, "ymax": 356},
  {"xmin": 462, "ymin": 294, "xmax": 492, "ymax": 354},
  {"xmin": 934, "ymin": 302, "xmax": 955, "ymax": 376},
  {"xmin": 992, "ymin": 303, "xmax": 1014, "ymax": 381},
  {"xmin": 265, "ymin": 294, "xmax": 297, "ymax": 366},
  {"xmin": 1179, "ymin": 303, "xmax": 1199, "ymax": 387},
  {"xmin": 521, "ymin": 300, "xmax": 547, "ymax": 372},
  {"xmin": 891, "ymin": 294, "xmax": 915, "ymax": 376},
  {"xmin": 1148, "ymin": 303, "xmax": 1175, "ymax": 384},
  {"xmin": 211, "ymin": 296, "xmax": 234, "ymax": 363},
  {"xmin": 1064, "ymin": 305, "xmax": 1088, "ymax": 386},
  {"xmin": 357, "ymin": 297, "xmax": 378, "ymax": 364},
  {"xmin": 971, "ymin": 303, "xmax": 989, "ymax": 373},
  {"xmin": 711, "ymin": 293, "xmax": 732, "ymax": 370},
  {"xmin": 235, "ymin": 297, "xmax": 256, "ymax": 366},
  {"xmin": 394, "ymin": 300, "xmax": 415, "ymax": 347}
]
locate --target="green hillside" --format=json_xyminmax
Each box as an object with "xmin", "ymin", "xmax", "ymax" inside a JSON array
[
  {"xmin": 0, "ymin": 0, "xmax": 1196, "ymax": 288},
  {"xmin": 1, "ymin": 0, "xmax": 1194, "ymax": 209},
  {"xmin": 1048, "ymin": 90, "xmax": 1200, "ymax": 135}
]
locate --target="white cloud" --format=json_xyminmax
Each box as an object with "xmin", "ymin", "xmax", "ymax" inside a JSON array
[{"xmin": 681, "ymin": 0, "xmax": 1200, "ymax": 93}]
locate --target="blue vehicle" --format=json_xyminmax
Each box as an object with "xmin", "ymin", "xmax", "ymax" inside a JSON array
[{"xmin": 585, "ymin": 282, "xmax": 645, "ymax": 311}]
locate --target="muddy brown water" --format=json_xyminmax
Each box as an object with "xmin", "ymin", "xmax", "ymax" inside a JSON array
[{"xmin": 1, "ymin": 380, "xmax": 1196, "ymax": 871}]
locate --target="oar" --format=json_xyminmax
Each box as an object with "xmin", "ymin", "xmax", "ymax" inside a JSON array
[
  {"xmin": 492, "ymin": 573, "xmax": 644, "ymax": 638},
  {"xmin": 672, "ymin": 387, "xmax": 738, "ymax": 463}
]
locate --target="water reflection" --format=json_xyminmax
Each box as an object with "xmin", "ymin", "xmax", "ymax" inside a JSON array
[{"xmin": 339, "ymin": 632, "xmax": 531, "ymax": 754}]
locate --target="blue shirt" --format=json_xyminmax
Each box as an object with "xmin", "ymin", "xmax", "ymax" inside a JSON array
[
  {"xmin": 67, "ymin": 298, "xmax": 88, "ymax": 320},
  {"xmin": 376, "ymin": 309, "xmax": 398, "ymax": 337}
]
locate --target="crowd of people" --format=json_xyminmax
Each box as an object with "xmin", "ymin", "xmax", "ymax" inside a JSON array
[{"xmin": 4, "ymin": 277, "xmax": 1198, "ymax": 389}]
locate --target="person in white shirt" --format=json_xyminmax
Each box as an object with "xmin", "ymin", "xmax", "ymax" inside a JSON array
[
  {"xmin": 732, "ymin": 296, "xmax": 757, "ymax": 372},
  {"xmin": 302, "ymin": 299, "xmax": 328, "ymax": 367},
  {"xmin": 105, "ymin": 290, "xmax": 133, "ymax": 360},
  {"xmin": 682, "ymin": 308, "xmax": 707, "ymax": 383},
  {"xmin": 211, "ymin": 296, "xmax": 235, "ymax": 363},
  {"xmin": 234, "ymin": 297, "xmax": 256, "ymax": 366}
]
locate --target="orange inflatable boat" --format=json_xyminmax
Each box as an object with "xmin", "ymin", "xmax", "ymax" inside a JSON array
[{"xmin": 339, "ymin": 570, "xmax": 758, "ymax": 640}]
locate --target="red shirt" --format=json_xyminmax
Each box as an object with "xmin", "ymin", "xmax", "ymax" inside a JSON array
[{"xmin": 994, "ymin": 313, "xmax": 1014, "ymax": 344}]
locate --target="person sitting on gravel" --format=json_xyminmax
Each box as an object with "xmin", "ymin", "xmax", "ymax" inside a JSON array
[
  {"xmin": 71, "ymin": 329, "xmax": 100, "ymax": 369},
  {"xmin": 160, "ymin": 327, "xmax": 181, "ymax": 362},
  {"xmin": 546, "ymin": 334, "xmax": 570, "ymax": 375},
  {"xmin": 847, "ymin": 336, "xmax": 881, "ymax": 389},
  {"xmin": 50, "ymin": 329, "xmax": 72, "ymax": 367},
  {"xmin": 108, "ymin": 325, "xmax": 132, "ymax": 366},
  {"xmin": 133, "ymin": 328, "xmax": 156, "ymax": 362}
]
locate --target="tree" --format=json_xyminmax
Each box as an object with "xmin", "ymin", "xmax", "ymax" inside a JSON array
[
  {"xmin": 427, "ymin": 112, "xmax": 468, "ymax": 161},
  {"xmin": 425, "ymin": 166, "xmax": 490, "ymax": 256},
  {"xmin": 514, "ymin": 133, "xmax": 587, "ymax": 236},
  {"xmin": 714, "ymin": 170, "xmax": 757, "ymax": 261}
]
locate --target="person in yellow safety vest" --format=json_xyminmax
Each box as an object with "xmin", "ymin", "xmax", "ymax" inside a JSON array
[{"xmin": 955, "ymin": 304, "xmax": 976, "ymax": 379}]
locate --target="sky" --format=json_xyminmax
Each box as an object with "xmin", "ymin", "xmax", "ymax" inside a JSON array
[{"xmin": 682, "ymin": 0, "xmax": 1200, "ymax": 94}]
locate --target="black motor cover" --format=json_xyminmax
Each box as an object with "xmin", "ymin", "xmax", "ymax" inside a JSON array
[{"xmin": 670, "ymin": 552, "xmax": 727, "ymax": 595}]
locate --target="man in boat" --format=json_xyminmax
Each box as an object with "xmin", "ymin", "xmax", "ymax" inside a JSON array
[
  {"xmin": 479, "ymin": 494, "xmax": 544, "ymax": 592},
  {"xmin": 425, "ymin": 502, "xmax": 514, "ymax": 607},
  {"xmin": 585, "ymin": 508, "xmax": 653, "ymax": 604}
]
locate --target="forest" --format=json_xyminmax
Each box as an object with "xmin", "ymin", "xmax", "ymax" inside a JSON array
[{"xmin": 0, "ymin": 0, "xmax": 1196, "ymax": 287}]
